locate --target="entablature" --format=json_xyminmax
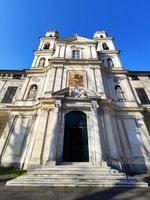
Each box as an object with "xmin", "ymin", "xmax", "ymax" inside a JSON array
[{"xmin": 49, "ymin": 58, "xmax": 101, "ymax": 65}]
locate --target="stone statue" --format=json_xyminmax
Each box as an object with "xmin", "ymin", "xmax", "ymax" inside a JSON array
[
  {"xmin": 115, "ymin": 85, "xmax": 125, "ymax": 101},
  {"xmin": 27, "ymin": 85, "xmax": 37, "ymax": 100},
  {"xmin": 107, "ymin": 58, "xmax": 114, "ymax": 68},
  {"xmin": 39, "ymin": 58, "xmax": 45, "ymax": 67}
]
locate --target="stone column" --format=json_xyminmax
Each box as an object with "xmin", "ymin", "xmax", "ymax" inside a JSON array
[
  {"xmin": 91, "ymin": 101, "xmax": 102, "ymax": 166},
  {"xmin": 48, "ymin": 100, "xmax": 61, "ymax": 165}
]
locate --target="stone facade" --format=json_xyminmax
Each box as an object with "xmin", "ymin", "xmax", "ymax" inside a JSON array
[{"xmin": 0, "ymin": 30, "xmax": 150, "ymax": 174}]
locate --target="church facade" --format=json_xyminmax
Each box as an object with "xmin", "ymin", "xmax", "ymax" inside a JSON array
[{"xmin": 0, "ymin": 30, "xmax": 150, "ymax": 175}]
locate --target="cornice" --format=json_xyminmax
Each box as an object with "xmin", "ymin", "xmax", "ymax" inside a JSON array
[
  {"xmin": 128, "ymin": 70, "xmax": 150, "ymax": 75},
  {"xmin": 49, "ymin": 58, "xmax": 101, "ymax": 65},
  {"xmin": 4, "ymin": 98, "xmax": 55, "ymax": 111},
  {"xmin": 0, "ymin": 97, "xmax": 146, "ymax": 113},
  {"xmin": 34, "ymin": 49, "xmax": 54, "ymax": 55},
  {"xmin": 25, "ymin": 68, "xmax": 47, "ymax": 74},
  {"xmin": 57, "ymin": 41, "xmax": 97, "ymax": 45},
  {"xmin": 94, "ymin": 37, "xmax": 114, "ymax": 41},
  {"xmin": 0, "ymin": 70, "xmax": 25, "ymax": 74},
  {"xmin": 40, "ymin": 36, "xmax": 58, "ymax": 41},
  {"xmin": 97, "ymin": 99, "xmax": 144, "ymax": 112},
  {"xmin": 99, "ymin": 50, "xmax": 120, "ymax": 54},
  {"xmin": 101, "ymin": 66, "xmax": 128, "ymax": 75}
]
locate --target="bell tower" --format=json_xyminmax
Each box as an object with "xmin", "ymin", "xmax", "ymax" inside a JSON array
[{"xmin": 31, "ymin": 30, "xmax": 59, "ymax": 68}]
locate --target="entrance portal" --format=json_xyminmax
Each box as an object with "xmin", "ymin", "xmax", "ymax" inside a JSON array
[{"xmin": 63, "ymin": 111, "xmax": 89, "ymax": 162}]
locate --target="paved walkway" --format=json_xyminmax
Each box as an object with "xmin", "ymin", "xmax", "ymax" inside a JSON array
[{"xmin": 0, "ymin": 186, "xmax": 149, "ymax": 200}]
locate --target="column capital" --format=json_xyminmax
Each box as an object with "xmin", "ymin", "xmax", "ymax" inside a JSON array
[
  {"xmin": 102, "ymin": 107, "xmax": 110, "ymax": 113},
  {"xmin": 41, "ymin": 107, "xmax": 51, "ymax": 111},
  {"xmin": 91, "ymin": 100, "xmax": 99, "ymax": 111},
  {"xmin": 55, "ymin": 100, "xmax": 61, "ymax": 107}
]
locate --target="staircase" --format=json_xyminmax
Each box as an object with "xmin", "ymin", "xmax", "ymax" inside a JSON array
[{"xmin": 6, "ymin": 162, "xmax": 148, "ymax": 187}]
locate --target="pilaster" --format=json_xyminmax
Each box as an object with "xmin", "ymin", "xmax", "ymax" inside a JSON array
[
  {"xmin": 91, "ymin": 101, "xmax": 102, "ymax": 166},
  {"xmin": 30, "ymin": 108, "xmax": 49, "ymax": 165},
  {"xmin": 48, "ymin": 100, "xmax": 61, "ymax": 165}
]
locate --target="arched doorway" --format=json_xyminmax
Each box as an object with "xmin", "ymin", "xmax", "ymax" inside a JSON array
[{"xmin": 63, "ymin": 111, "xmax": 89, "ymax": 162}]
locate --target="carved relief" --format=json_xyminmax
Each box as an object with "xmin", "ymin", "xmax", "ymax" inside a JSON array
[
  {"xmin": 69, "ymin": 87, "xmax": 86, "ymax": 97},
  {"xmin": 68, "ymin": 71, "xmax": 84, "ymax": 87}
]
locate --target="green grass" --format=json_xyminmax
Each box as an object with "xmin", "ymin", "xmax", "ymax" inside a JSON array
[{"xmin": 0, "ymin": 166, "xmax": 26, "ymax": 178}]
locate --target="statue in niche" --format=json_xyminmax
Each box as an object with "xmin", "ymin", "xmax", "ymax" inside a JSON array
[
  {"xmin": 68, "ymin": 71, "xmax": 84, "ymax": 87},
  {"xmin": 39, "ymin": 58, "xmax": 45, "ymax": 67},
  {"xmin": 115, "ymin": 85, "xmax": 125, "ymax": 101},
  {"xmin": 107, "ymin": 58, "xmax": 114, "ymax": 68},
  {"xmin": 27, "ymin": 85, "xmax": 37, "ymax": 100}
]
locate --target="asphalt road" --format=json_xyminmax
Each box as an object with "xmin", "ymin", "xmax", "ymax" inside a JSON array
[{"xmin": 0, "ymin": 186, "xmax": 150, "ymax": 200}]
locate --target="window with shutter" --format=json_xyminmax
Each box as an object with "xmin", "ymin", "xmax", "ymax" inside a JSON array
[
  {"xmin": 135, "ymin": 88, "xmax": 150, "ymax": 104},
  {"xmin": 1, "ymin": 87, "xmax": 18, "ymax": 103}
]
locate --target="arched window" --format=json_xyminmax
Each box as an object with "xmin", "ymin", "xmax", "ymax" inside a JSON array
[
  {"xmin": 39, "ymin": 57, "xmax": 45, "ymax": 67},
  {"xmin": 100, "ymin": 35, "xmax": 103, "ymax": 38},
  {"xmin": 43, "ymin": 42, "xmax": 50, "ymax": 49},
  {"xmin": 115, "ymin": 85, "xmax": 125, "ymax": 101},
  {"xmin": 107, "ymin": 58, "xmax": 114, "ymax": 68},
  {"xmin": 27, "ymin": 84, "xmax": 37, "ymax": 100},
  {"xmin": 102, "ymin": 43, "xmax": 109, "ymax": 50}
]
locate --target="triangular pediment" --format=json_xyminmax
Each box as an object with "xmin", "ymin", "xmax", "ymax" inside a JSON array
[
  {"xmin": 60, "ymin": 35, "xmax": 95, "ymax": 43},
  {"xmin": 52, "ymin": 87, "xmax": 69, "ymax": 96},
  {"xmin": 51, "ymin": 87, "xmax": 103, "ymax": 98}
]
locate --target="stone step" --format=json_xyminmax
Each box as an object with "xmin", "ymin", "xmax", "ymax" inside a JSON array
[
  {"xmin": 6, "ymin": 179, "xmax": 147, "ymax": 187},
  {"xmin": 33, "ymin": 166, "xmax": 112, "ymax": 171},
  {"xmin": 6, "ymin": 164, "xmax": 148, "ymax": 187},
  {"xmin": 30, "ymin": 168, "xmax": 122, "ymax": 175},
  {"xmin": 29, "ymin": 170, "xmax": 125, "ymax": 176},
  {"xmin": 15, "ymin": 175, "xmax": 130, "ymax": 180},
  {"xmin": 57, "ymin": 162, "xmax": 93, "ymax": 166}
]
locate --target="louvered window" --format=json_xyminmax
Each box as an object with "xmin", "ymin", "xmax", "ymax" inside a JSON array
[
  {"xmin": 135, "ymin": 88, "xmax": 150, "ymax": 104},
  {"xmin": 1, "ymin": 87, "xmax": 18, "ymax": 103}
]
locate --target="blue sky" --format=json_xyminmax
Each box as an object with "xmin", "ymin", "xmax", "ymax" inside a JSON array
[{"xmin": 0, "ymin": 0, "xmax": 150, "ymax": 71}]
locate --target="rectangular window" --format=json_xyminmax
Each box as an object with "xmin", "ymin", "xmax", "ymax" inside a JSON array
[
  {"xmin": 1, "ymin": 86, "xmax": 18, "ymax": 103},
  {"xmin": 72, "ymin": 50, "xmax": 80, "ymax": 59},
  {"xmin": 135, "ymin": 88, "xmax": 150, "ymax": 104}
]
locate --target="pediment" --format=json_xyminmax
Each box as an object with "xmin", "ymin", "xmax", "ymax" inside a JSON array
[
  {"xmin": 60, "ymin": 35, "xmax": 95, "ymax": 43},
  {"xmin": 52, "ymin": 87, "xmax": 102, "ymax": 98},
  {"xmin": 52, "ymin": 87, "xmax": 69, "ymax": 96}
]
